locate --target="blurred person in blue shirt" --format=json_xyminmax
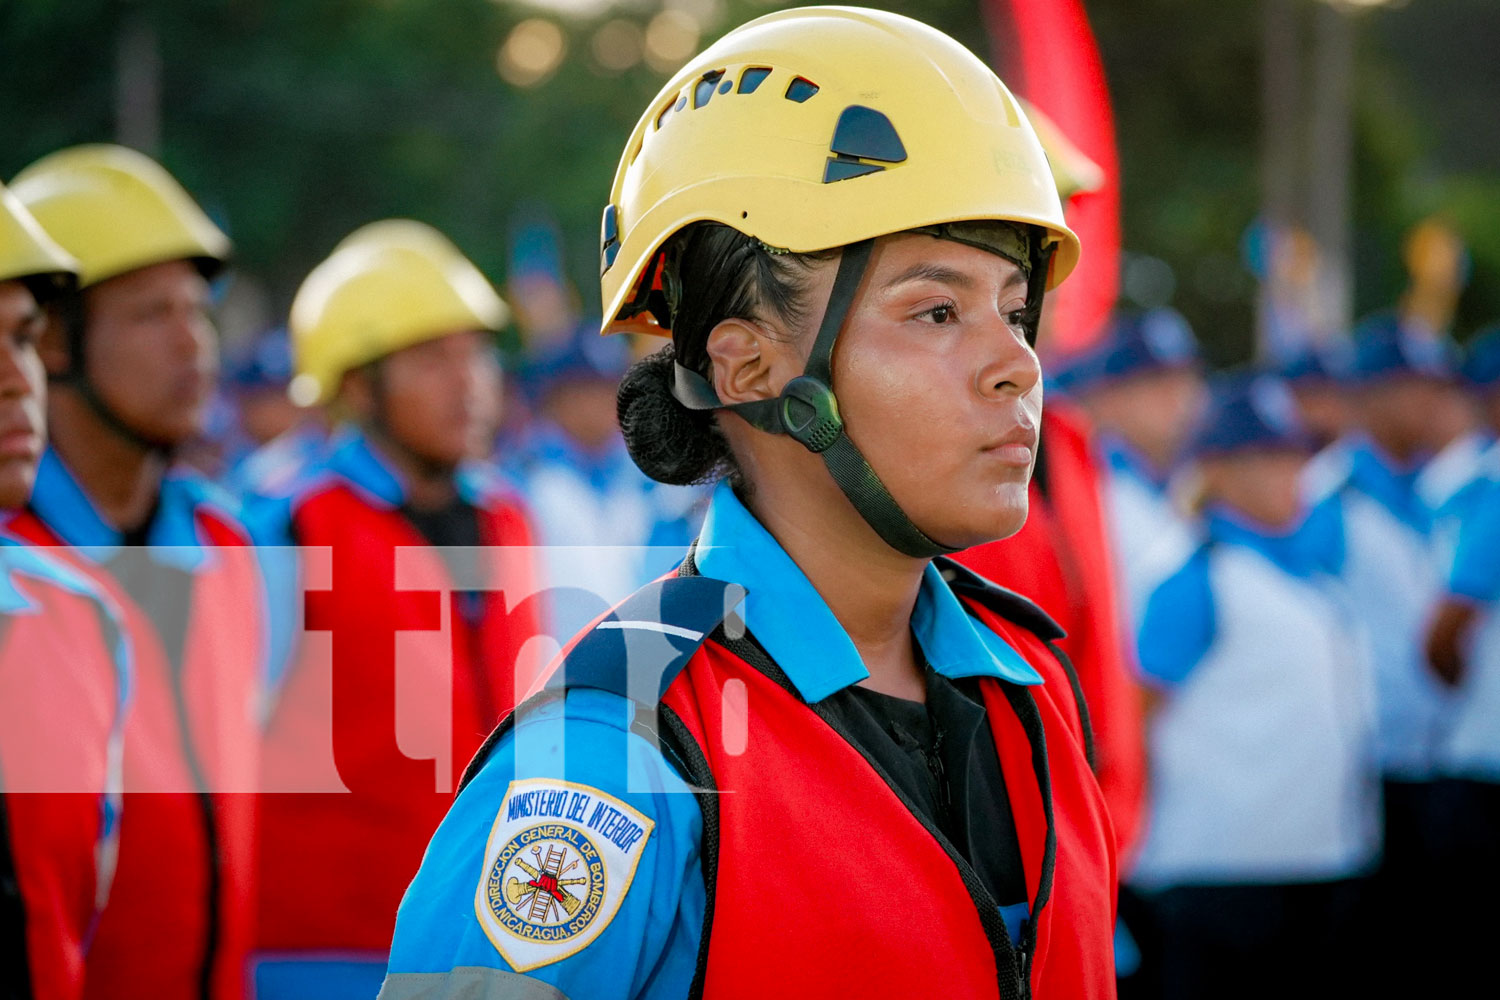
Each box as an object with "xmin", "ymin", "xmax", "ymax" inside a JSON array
[
  {"xmin": 1051, "ymin": 308, "xmax": 1205, "ymax": 627},
  {"xmin": 506, "ymin": 327, "xmax": 703, "ymax": 638},
  {"xmin": 1422, "ymin": 323, "xmax": 1500, "ymax": 986},
  {"xmin": 220, "ymin": 327, "xmax": 328, "ymax": 505},
  {"xmin": 1301, "ymin": 313, "xmax": 1464, "ymax": 992},
  {"xmin": 1277, "ymin": 341, "xmax": 1355, "ymax": 451},
  {"xmin": 1132, "ymin": 373, "xmax": 1380, "ymax": 999}
]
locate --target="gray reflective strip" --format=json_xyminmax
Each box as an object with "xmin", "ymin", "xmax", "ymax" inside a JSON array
[{"xmin": 377, "ymin": 967, "xmax": 572, "ymax": 1000}]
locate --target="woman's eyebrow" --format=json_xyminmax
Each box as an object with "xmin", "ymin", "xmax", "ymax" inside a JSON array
[{"xmin": 884, "ymin": 261, "xmax": 1026, "ymax": 292}]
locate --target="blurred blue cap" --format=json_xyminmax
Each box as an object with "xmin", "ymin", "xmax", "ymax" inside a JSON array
[
  {"xmin": 1047, "ymin": 308, "xmax": 1200, "ymax": 394},
  {"xmin": 520, "ymin": 322, "xmax": 630, "ymax": 399},
  {"xmin": 223, "ymin": 327, "xmax": 293, "ymax": 392},
  {"xmin": 1461, "ymin": 325, "xmax": 1500, "ymax": 389},
  {"xmin": 1276, "ymin": 340, "xmax": 1354, "ymax": 384},
  {"xmin": 1347, "ymin": 312, "xmax": 1460, "ymax": 383},
  {"xmin": 1188, "ymin": 372, "xmax": 1314, "ymax": 458}
]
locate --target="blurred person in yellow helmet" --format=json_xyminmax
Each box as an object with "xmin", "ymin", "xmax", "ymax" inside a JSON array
[
  {"xmin": 7, "ymin": 144, "xmax": 267, "ymax": 1000},
  {"xmin": 382, "ymin": 9, "xmax": 1115, "ymax": 1000},
  {"xmin": 0, "ymin": 182, "xmax": 136, "ymax": 1000},
  {"xmin": 0, "ymin": 183, "xmax": 73, "ymax": 507},
  {"xmin": 252, "ymin": 220, "xmax": 545, "ymax": 1000}
]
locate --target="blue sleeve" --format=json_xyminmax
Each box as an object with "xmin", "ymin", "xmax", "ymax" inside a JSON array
[
  {"xmin": 1136, "ymin": 547, "xmax": 1217, "ymax": 688},
  {"xmin": 1450, "ymin": 484, "xmax": 1500, "ymax": 603},
  {"xmin": 384, "ymin": 688, "xmax": 705, "ymax": 1000},
  {"xmin": 239, "ymin": 492, "xmax": 303, "ymax": 697}
]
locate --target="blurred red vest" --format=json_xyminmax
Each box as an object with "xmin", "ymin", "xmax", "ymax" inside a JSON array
[
  {"xmin": 8, "ymin": 506, "xmax": 264, "ymax": 1000},
  {"xmin": 0, "ymin": 557, "xmax": 126, "ymax": 1000},
  {"xmin": 256, "ymin": 482, "xmax": 545, "ymax": 955}
]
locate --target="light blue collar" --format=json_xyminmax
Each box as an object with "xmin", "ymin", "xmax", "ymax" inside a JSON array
[
  {"xmin": 27, "ymin": 449, "xmax": 216, "ymax": 571},
  {"xmin": 1204, "ymin": 500, "xmax": 1344, "ymax": 579},
  {"xmin": 1346, "ymin": 436, "xmax": 1432, "ymax": 535},
  {"xmin": 0, "ymin": 542, "xmax": 34, "ymax": 613},
  {"xmin": 694, "ymin": 481, "xmax": 1041, "ymax": 704},
  {"xmin": 324, "ymin": 425, "xmax": 494, "ymax": 509}
]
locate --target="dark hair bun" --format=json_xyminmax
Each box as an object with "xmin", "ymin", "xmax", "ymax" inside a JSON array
[{"xmin": 617, "ymin": 344, "xmax": 734, "ymax": 486}]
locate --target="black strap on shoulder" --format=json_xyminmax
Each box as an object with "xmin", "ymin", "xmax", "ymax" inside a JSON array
[
  {"xmin": 0, "ymin": 786, "xmax": 33, "ymax": 1000},
  {"xmin": 540, "ymin": 575, "xmax": 744, "ymax": 703},
  {"xmin": 456, "ymin": 574, "xmax": 744, "ymax": 795},
  {"xmin": 933, "ymin": 556, "xmax": 1066, "ymax": 641}
]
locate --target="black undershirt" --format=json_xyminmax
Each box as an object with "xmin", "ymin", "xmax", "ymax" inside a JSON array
[
  {"xmin": 400, "ymin": 496, "xmax": 487, "ymax": 626},
  {"xmin": 818, "ymin": 657, "xmax": 1029, "ymax": 909}
]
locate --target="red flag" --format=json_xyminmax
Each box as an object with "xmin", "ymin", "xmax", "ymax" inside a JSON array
[{"xmin": 983, "ymin": 0, "xmax": 1121, "ymax": 352}]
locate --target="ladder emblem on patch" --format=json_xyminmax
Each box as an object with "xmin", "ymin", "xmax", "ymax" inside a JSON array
[
  {"xmin": 476, "ymin": 778, "xmax": 655, "ymax": 971},
  {"xmin": 488, "ymin": 825, "xmax": 605, "ymax": 937}
]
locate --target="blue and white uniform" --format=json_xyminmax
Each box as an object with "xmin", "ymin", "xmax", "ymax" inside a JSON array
[
  {"xmin": 504, "ymin": 421, "xmax": 702, "ymax": 637},
  {"xmin": 1133, "ymin": 503, "xmax": 1380, "ymax": 887},
  {"xmin": 1098, "ymin": 435, "xmax": 1197, "ymax": 628},
  {"xmin": 1304, "ymin": 437, "xmax": 1447, "ymax": 779},
  {"xmin": 1048, "ymin": 308, "xmax": 1204, "ymax": 629},
  {"xmin": 1436, "ymin": 475, "xmax": 1500, "ymax": 780}
]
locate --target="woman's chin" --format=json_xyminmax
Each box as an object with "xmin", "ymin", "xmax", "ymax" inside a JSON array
[{"xmin": 923, "ymin": 501, "xmax": 1030, "ymax": 552}]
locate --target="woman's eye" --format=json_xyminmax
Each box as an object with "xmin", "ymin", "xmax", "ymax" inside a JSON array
[
  {"xmin": 1004, "ymin": 309, "xmax": 1029, "ymax": 329},
  {"xmin": 920, "ymin": 303, "xmax": 957, "ymax": 324}
]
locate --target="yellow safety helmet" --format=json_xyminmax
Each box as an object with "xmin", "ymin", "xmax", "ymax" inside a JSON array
[
  {"xmin": 9, "ymin": 144, "xmax": 230, "ymax": 289},
  {"xmin": 599, "ymin": 4, "xmax": 1079, "ymax": 337},
  {"xmin": 0, "ymin": 182, "xmax": 78, "ymax": 298},
  {"xmin": 1018, "ymin": 98, "xmax": 1106, "ymax": 204},
  {"xmin": 288, "ymin": 220, "xmax": 509, "ymax": 406}
]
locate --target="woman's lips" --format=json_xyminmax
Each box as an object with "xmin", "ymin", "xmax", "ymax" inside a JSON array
[
  {"xmin": 980, "ymin": 426, "xmax": 1038, "ymax": 467},
  {"xmin": 0, "ymin": 428, "xmax": 41, "ymax": 461}
]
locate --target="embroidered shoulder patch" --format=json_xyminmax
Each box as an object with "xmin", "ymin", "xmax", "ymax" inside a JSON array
[{"xmin": 474, "ymin": 778, "xmax": 655, "ymax": 972}]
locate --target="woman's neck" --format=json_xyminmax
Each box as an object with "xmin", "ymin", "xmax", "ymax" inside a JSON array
[{"xmin": 745, "ymin": 474, "xmax": 929, "ymax": 701}]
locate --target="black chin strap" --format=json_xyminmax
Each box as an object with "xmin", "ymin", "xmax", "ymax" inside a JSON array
[{"xmin": 670, "ymin": 239, "xmax": 959, "ymax": 559}]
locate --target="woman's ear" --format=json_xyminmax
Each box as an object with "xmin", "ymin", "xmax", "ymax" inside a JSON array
[{"xmin": 705, "ymin": 318, "xmax": 778, "ymax": 404}]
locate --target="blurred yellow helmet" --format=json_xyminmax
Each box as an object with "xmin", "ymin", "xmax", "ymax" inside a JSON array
[
  {"xmin": 0, "ymin": 181, "xmax": 78, "ymax": 299},
  {"xmin": 288, "ymin": 220, "xmax": 509, "ymax": 406},
  {"xmin": 599, "ymin": 4, "xmax": 1078, "ymax": 336},
  {"xmin": 1018, "ymin": 99, "xmax": 1106, "ymax": 204},
  {"xmin": 9, "ymin": 144, "xmax": 230, "ymax": 288}
]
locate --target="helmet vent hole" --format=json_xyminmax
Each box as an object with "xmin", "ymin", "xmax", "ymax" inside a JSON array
[
  {"xmin": 694, "ymin": 70, "xmax": 726, "ymax": 109},
  {"xmin": 737, "ymin": 66, "xmax": 771, "ymax": 94},
  {"xmin": 784, "ymin": 77, "xmax": 819, "ymax": 103}
]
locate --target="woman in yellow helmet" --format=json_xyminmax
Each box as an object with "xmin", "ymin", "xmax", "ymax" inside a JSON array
[{"xmin": 382, "ymin": 8, "xmax": 1116, "ymax": 999}]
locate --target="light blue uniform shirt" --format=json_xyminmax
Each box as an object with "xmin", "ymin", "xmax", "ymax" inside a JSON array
[
  {"xmin": 1137, "ymin": 502, "xmax": 1345, "ymax": 687},
  {"xmin": 381, "ymin": 481, "xmax": 1041, "ymax": 999},
  {"xmin": 1439, "ymin": 474, "xmax": 1500, "ymax": 779}
]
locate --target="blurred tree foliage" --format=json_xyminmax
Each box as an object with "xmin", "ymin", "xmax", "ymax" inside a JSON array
[{"xmin": 2, "ymin": 0, "xmax": 1496, "ymax": 361}]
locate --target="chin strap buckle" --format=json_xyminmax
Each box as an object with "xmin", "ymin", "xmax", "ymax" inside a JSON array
[{"xmin": 778, "ymin": 375, "xmax": 843, "ymax": 453}]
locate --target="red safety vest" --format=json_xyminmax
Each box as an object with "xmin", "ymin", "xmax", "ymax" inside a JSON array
[
  {"xmin": 256, "ymin": 481, "xmax": 546, "ymax": 955},
  {"xmin": 7, "ymin": 508, "xmax": 264, "ymax": 1000},
  {"xmin": 0, "ymin": 561, "xmax": 126, "ymax": 1000},
  {"xmin": 471, "ymin": 564, "xmax": 1118, "ymax": 999},
  {"xmin": 958, "ymin": 401, "xmax": 1147, "ymax": 863}
]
